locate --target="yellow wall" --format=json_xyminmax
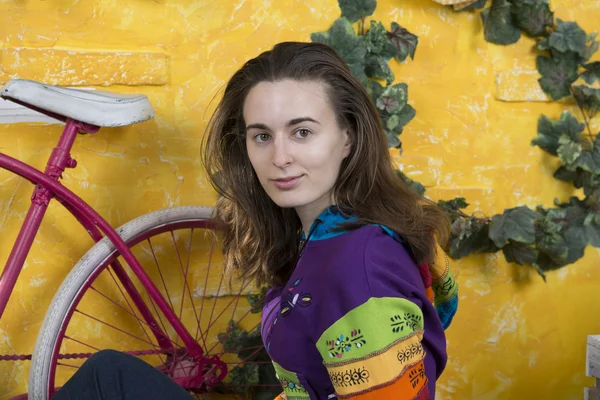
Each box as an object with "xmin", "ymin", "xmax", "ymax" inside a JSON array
[{"xmin": 0, "ymin": 0, "xmax": 599, "ymax": 398}]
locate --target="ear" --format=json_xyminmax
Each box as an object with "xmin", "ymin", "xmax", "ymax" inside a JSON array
[{"xmin": 342, "ymin": 129, "xmax": 352, "ymax": 158}]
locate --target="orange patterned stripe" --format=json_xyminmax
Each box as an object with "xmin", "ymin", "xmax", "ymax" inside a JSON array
[
  {"xmin": 325, "ymin": 332, "xmax": 425, "ymax": 396},
  {"xmin": 340, "ymin": 360, "xmax": 428, "ymax": 400}
]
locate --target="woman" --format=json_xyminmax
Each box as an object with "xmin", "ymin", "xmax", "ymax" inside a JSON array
[
  {"xmin": 202, "ymin": 41, "xmax": 459, "ymax": 400},
  {"xmin": 54, "ymin": 41, "xmax": 458, "ymax": 400}
]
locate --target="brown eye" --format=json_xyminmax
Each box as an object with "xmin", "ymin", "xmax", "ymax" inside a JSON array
[
  {"xmin": 255, "ymin": 133, "xmax": 271, "ymax": 143},
  {"xmin": 294, "ymin": 129, "xmax": 312, "ymax": 139}
]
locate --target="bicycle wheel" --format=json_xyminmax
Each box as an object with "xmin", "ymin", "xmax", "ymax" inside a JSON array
[{"xmin": 28, "ymin": 206, "xmax": 280, "ymax": 400}]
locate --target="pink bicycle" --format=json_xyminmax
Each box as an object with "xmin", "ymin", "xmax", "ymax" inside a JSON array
[{"xmin": 0, "ymin": 79, "xmax": 274, "ymax": 399}]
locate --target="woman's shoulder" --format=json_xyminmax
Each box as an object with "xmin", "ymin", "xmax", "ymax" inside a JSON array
[
  {"xmin": 305, "ymin": 224, "xmax": 423, "ymax": 293},
  {"xmin": 306, "ymin": 224, "xmax": 426, "ymax": 312}
]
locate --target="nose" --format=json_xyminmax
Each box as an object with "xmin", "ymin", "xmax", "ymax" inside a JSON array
[{"xmin": 272, "ymin": 136, "xmax": 293, "ymax": 168}]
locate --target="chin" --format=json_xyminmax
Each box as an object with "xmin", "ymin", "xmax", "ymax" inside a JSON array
[
  {"xmin": 268, "ymin": 192, "xmax": 309, "ymax": 209},
  {"xmin": 271, "ymin": 198, "xmax": 305, "ymax": 209}
]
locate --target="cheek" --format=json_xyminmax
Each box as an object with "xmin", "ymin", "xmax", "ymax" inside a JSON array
[{"xmin": 304, "ymin": 145, "xmax": 345, "ymax": 177}]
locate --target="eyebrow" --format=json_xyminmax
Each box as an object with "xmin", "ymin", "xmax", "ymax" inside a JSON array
[{"xmin": 245, "ymin": 117, "xmax": 320, "ymax": 131}]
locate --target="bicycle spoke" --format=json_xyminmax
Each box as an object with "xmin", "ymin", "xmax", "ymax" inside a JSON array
[
  {"xmin": 145, "ymin": 289, "xmax": 173, "ymax": 352},
  {"xmin": 64, "ymin": 336, "xmax": 100, "ymax": 352},
  {"xmin": 57, "ymin": 362, "xmax": 80, "ymax": 369},
  {"xmin": 147, "ymin": 238, "xmax": 176, "ymax": 312},
  {"xmin": 74, "ymin": 309, "xmax": 163, "ymax": 350},
  {"xmin": 104, "ymin": 267, "xmax": 154, "ymax": 348},
  {"xmin": 88, "ymin": 284, "xmax": 172, "ymax": 363},
  {"xmin": 205, "ymin": 236, "xmax": 227, "ymax": 342},
  {"xmin": 146, "ymin": 237, "xmax": 181, "ymax": 348},
  {"xmin": 184, "ymin": 228, "xmax": 206, "ymax": 350},
  {"xmin": 170, "ymin": 230, "xmax": 202, "ymax": 345},
  {"xmin": 205, "ymin": 278, "xmax": 252, "ymax": 337},
  {"xmin": 196, "ymin": 231, "xmax": 217, "ymax": 347}
]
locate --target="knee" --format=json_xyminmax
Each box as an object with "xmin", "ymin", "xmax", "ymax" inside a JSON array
[
  {"xmin": 87, "ymin": 349, "xmax": 153, "ymax": 372},
  {"xmin": 87, "ymin": 349, "xmax": 125, "ymax": 364},
  {"xmin": 85, "ymin": 349, "xmax": 142, "ymax": 372}
]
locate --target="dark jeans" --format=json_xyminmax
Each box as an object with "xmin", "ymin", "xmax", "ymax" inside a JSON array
[{"xmin": 53, "ymin": 350, "xmax": 193, "ymax": 400}]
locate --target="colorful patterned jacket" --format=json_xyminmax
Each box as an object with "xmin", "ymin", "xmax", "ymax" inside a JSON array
[{"xmin": 261, "ymin": 206, "xmax": 459, "ymax": 400}]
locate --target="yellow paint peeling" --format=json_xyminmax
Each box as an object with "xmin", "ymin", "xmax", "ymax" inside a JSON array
[
  {"xmin": 496, "ymin": 70, "xmax": 551, "ymax": 102},
  {"xmin": 0, "ymin": 48, "xmax": 169, "ymax": 86}
]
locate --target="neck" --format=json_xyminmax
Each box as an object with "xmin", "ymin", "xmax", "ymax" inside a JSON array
[
  {"xmin": 295, "ymin": 192, "xmax": 336, "ymax": 236},
  {"xmin": 296, "ymin": 204, "xmax": 332, "ymax": 237}
]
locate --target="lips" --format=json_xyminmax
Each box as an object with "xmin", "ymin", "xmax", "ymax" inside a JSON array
[{"xmin": 271, "ymin": 175, "xmax": 303, "ymax": 190}]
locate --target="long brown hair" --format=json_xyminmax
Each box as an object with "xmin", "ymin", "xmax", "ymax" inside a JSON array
[{"xmin": 202, "ymin": 41, "xmax": 450, "ymax": 288}]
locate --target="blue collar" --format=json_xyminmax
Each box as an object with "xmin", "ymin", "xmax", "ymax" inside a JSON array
[
  {"xmin": 302, "ymin": 206, "xmax": 401, "ymax": 242},
  {"xmin": 302, "ymin": 206, "xmax": 358, "ymax": 241}
]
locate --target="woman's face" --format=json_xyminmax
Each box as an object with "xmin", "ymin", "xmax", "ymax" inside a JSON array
[{"xmin": 244, "ymin": 79, "xmax": 351, "ymax": 219}]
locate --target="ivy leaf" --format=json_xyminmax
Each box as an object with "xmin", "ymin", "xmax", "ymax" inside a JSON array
[
  {"xmin": 583, "ymin": 32, "xmax": 600, "ymax": 63},
  {"xmin": 385, "ymin": 127, "xmax": 401, "ymax": 148},
  {"xmin": 247, "ymin": 287, "xmax": 268, "ymax": 314},
  {"xmin": 584, "ymin": 212, "xmax": 600, "ymax": 247},
  {"xmin": 218, "ymin": 321, "xmax": 246, "ymax": 353},
  {"xmin": 573, "ymin": 150, "xmax": 600, "ymax": 177},
  {"xmin": 537, "ymin": 38, "xmax": 550, "ymax": 51},
  {"xmin": 438, "ymin": 197, "xmax": 470, "ymax": 223},
  {"xmin": 548, "ymin": 20, "xmax": 588, "ymax": 57},
  {"xmin": 481, "ymin": 0, "xmax": 521, "ymax": 45},
  {"xmin": 538, "ymin": 201, "xmax": 588, "ymax": 266},
  {"xmin": 227, "ymin": 364, "xmax": 259, "ymax": 389},
  {"xmin": 531, "ymin": 112, "xmax": 585, "ymax": 156},
  {"xmin": 439, "ymin": 197, "xmax": 469, "ymax": 211},
  {"xmin": 376, "ymin": 83, "xmax": 407, "ymax": 113},
  {"xmin": 449, "ymin": 218, "xmax": 496, "ymax": 258},
  {"xmin": 536, "ymin": 53, "xmax": 579, "ymax": 100},
  {"xmin": 310, "ymin": 18, "xmax": 368, "ymax": 85},
  {"xmin": 456, "ymin": 0, "xmax": 487, "ymax": 11},
  {"xmin": 563, "ymin": 224, "xmax": 587, "ymax": 262},
  {"xmin": 557, "ymin": 136, "xmax": 582, "ymax": 165},
  {"xmin": 572, "ymin": 135, "xmax": 600, "ymax": 174},
  {"xmin": 366, "ymin": 79, "xmax": 384, "ymax": 99},
  {"xmin": 365, "ymin": 55, "xmax": 395, "ymax": 84},
  {"xmin": 509, "ymin": 0, "xmax": 553, "ymax": 37},
  {"xmin": 397, "ymin": 169, "xmax": 425, "ymax": 196},
  {"xmin": 553, "ymin": 166, "xmax": 596, "ymax": 193},
  {"xmin": 537, "ymin": 232, "xmax": 568, "ymax": 266},
  {"xmin": 489, "ymin": 206, "xmax": 542, "ymax": 247},
  {"xmin": 365, "ymin": 21, "xmax": 397, "ymax": 60},
  {"xmin": 338, "ymin": 0, "xmax": 377, "ymax": 23},
  {"xmin": 383, "ymin": 105, "xmax": 415, "ymax": 138},
  {"xmin": 393, "ymin": 103, "xmax": 416, "ymax": 130},
  {"xmin": 387, "ymin": 22, "xmax": 418, "ymax": 62},
  {"xmin": 553, "ymin": 165, "xmax": 578, "ymax": 183},
  {"xmin": 582, "ymin": 62, "xmax": 600, "ymax": 85},
  {"xmin": 573, "ymin": 85, "xmax": 600, "ymax": 118},
  {"xmin": 502, "ymin": 241, "xmax": 539, "ymax": 265},
  {"xmin": 386, "ymin": 114, "xmax": 401, "ymax": 131}
]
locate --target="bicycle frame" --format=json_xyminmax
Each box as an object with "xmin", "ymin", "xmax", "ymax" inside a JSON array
[{"xmin": 0, "ymin": 119, "xmax": 204, "ymax": 359}]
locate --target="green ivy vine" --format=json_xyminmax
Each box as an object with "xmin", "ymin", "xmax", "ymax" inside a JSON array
[
  {"xmin": 445, "ymin": 0, "xmax": 600, "ymax": 278},
  {"xmin": 312, "ymin": 0, "xmax": 600, "ymax": 280},
  {"xmin": 218, "ymin": 0, "xmax": 600, "ymax": 396}
]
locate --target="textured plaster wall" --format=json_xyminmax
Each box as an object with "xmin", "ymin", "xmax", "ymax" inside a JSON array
[{"xmin": 0, "ymin": 0, "xmax": 599, "ymax": 398}]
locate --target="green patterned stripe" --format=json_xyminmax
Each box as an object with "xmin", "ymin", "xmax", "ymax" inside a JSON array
[
  {"xmin": 316, "ymin": 297, "xmax": 424, "ymax": 363},
  {"xmin": 433, "ymin": 269, "xmax": 458, "ymax": 304},
  {"xmin": 272, "ymin": 361, "xmax": 310, "ymax": 398}
]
